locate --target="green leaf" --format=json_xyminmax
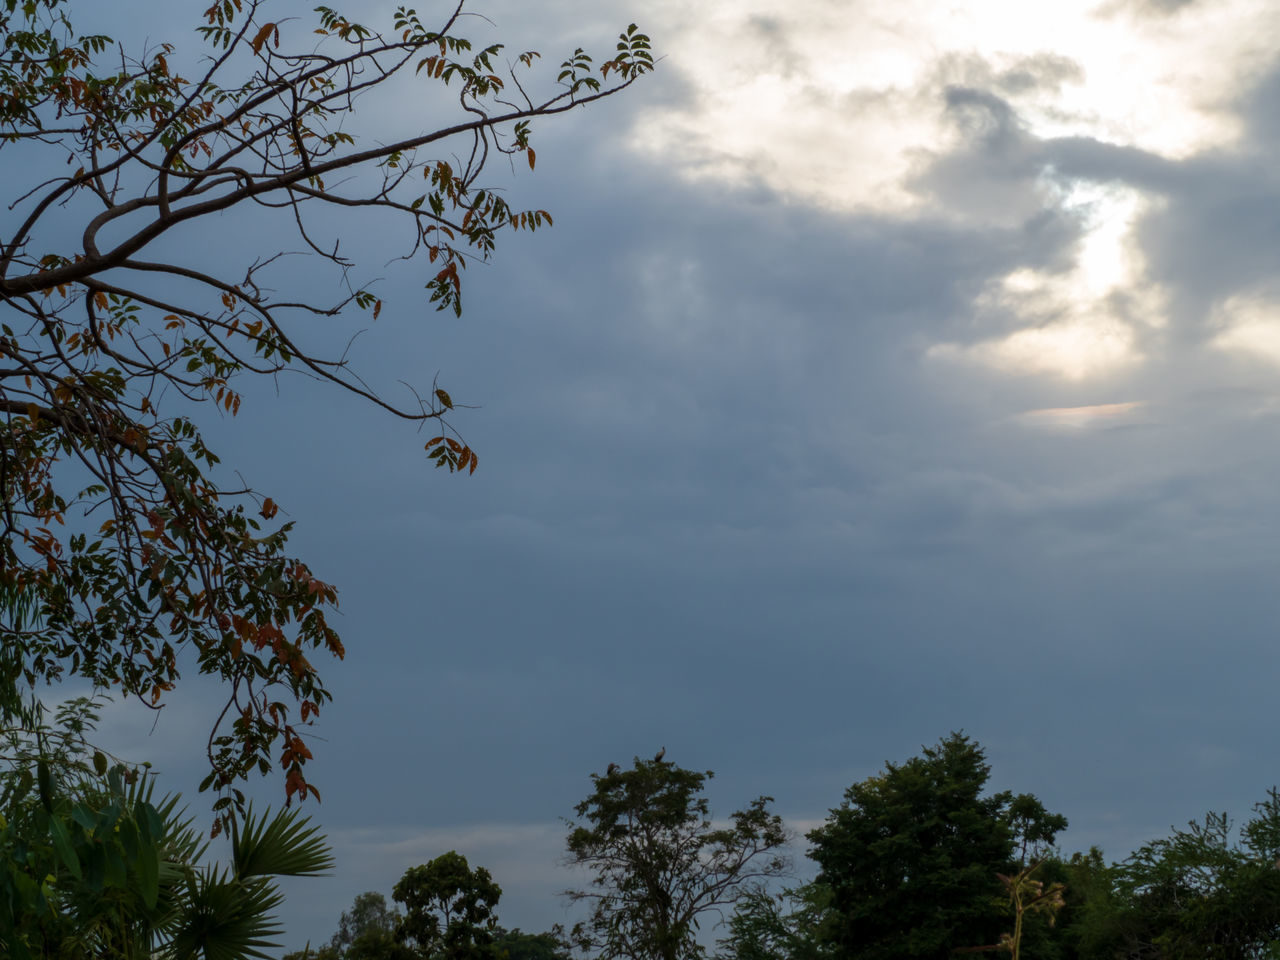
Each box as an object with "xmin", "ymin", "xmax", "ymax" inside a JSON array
[
  {"xmin": 71, "ymin": 802, "xmax": 97, "ymax": 832},
  {"xmin": 232, "ymin": 805, "xmax": 334, "ymax": 879},
  {"xmin": 48, "ymin": 815, "xmax": 82, "ymax": 879},
  {"xmin": 138, "ymin": 839, "xmax": 160, "ymax": 908}
]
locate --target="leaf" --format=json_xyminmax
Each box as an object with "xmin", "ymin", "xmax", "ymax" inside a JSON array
[
  {"xmin": 136, "ymin": 839, "xmax": 160, "ymax": 908},
  {"xmin": 527, "ymin": 147, "xmax": 536, "ymax": 170},
  {"xmin": 70, "ymin": 803, "xmax": 97, "ymax": 832},
  {"xmin": 435, "ymin": 388, "xmax": 453, "ymax": 409},
  {"xmin": 251, "ymin": 22, "xmax": 275, "ymax": 54},
  {"xmin": 48, "ymin": 817, "xmax": 82, "ymax": 879}
]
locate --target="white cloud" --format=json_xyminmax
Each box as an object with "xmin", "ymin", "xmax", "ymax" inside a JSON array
[
  {"xmin": 929, "ymin": 184, "xmax": 1165, "ymax": 379},
  {"xmin": 626, "ymin": 0, "xmax": 1279, "ymax": 382},
  {"xmin": 636, "ymin": 0, "xmax": 1276, "ymax": 213},
  {"xmin": 1211, "ymin": 294, "xmax": 1280, "ymax": 366}
]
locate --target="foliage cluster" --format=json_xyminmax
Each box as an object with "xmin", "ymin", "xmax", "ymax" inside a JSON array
[
  {"xmin": 0, "ymin": 0, "xmax": 653, "ymax": 956},
  {"xmin": 283, "ymin": 853, "xmax": 569, "ymax": 960},
  {"xmin": 0, "ymin": 693, "xmax": 333, "ymax": 960},
  {"xmin": 719, "ymin": 733, "xmax": 1280, "ymax": 960},
  {"xmin": 564, "ymin": 756, "xmax": 789, "ymax": 960},
  {"xmin": 0, "ymin": 0, "xmax": 652, "ymax": 830},
  {"xmin": 284, "ymin": 739, "xmax": 1280, "ymax": 960}
]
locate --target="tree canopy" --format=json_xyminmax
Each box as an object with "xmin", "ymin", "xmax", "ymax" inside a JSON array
[
  {"xmin": 393, "ymin": 851, "xmax": 503, "ymax": 960},
  {"xmin": 806, "ymin": 732, "xmax": 1067, "ymax": 960},
  {"xmin": 278, "ymin": 744, "xmax": 1280, "ymax": 960},
  {"xmin": 287, "ymin": 870, "xmax": 571, "ymax": 960},
  {"xmin": 0, "ymin": 0, "xmax": 652, "ymax": 825},
  {"xmin": 563, "ymin": 754, "xmax": 790, "ymax": 960},
  {"xmin": 1108, "ymin": 791, "xmax": 1280, "ymax": 959}
]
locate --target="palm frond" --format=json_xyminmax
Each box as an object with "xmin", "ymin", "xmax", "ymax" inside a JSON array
[
  {"xmin": 232, "ymin": 804, "xmax": 335, "ymax": 879},
  {"xmin": 167, "ymin": 866, "xmax": 286, "ymax": 960}
]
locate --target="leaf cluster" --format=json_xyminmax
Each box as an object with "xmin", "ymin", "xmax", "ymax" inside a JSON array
[
  {"xmin": 0, "ymin": 0, "xmax": 653, "ymax": 824},
  {"xmin": 0, "ymin": 691, "xmax": 333, "ymax": 959}
]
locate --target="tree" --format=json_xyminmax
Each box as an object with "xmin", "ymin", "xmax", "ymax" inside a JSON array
[
  {"xmin": 717, "ymin": 881, "xmax": 835, "ymax": 960},
  {"xmin": 0, "ymin": 0, "xmax": 653, "ymax": 824},
  {"xmin": 334, "ymin": 892, "xmax": 410, "ymax": 960},
  {"xmin": 1106, "ymin": 791, "xmax": 1280, "ymax": 959},
  {"xmin": 563, "ymin": 754, "xmax": 790, "ymax": 960},
  {"xmin": 0, "ymin": 692, "xmax": 333, "ymax": 960},
  {"xmin": 284, "ymin": 890, "xmax": 411, "ymax": 960},
  {"xmin": 290, "ymin": 880, "xmax": 570, "ymax": 960},
  {"xmin": 806, "ymin": 732, "xmax": 1067, "ymax": 960},
  {"xmin": 393, "ymin": 851, "xmax": 503, "ymax": 960},
  {"xmin": 1044, "ymin": 848, "xmax": 1132, "ymax": 960},
  {"xmin": 490, "ymin": 926, "xmax": 573, "ymax": 960}
]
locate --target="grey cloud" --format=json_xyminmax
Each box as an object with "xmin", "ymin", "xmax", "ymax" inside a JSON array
[
  {"xmin": 68, "ymin": 5, "xmax": 1280, "ymax": 950},
  {"xmin": 906, "ymin": 86, "xmax": 1058, "ymax": 228},
  {"xmin": 933, "ymin": 50, "xmax": 1085, "ymax": 98},
  {"xmin": 994, "ymin": 54, "xmax": 1084, "ymax": 96},
  {"xmin": 899, "ymin": 44, "xmax": 1280, "ymax": 354},
  {"xmin": 1099, "ymin": 0, "xmax": 1201, "ymax": 16}
]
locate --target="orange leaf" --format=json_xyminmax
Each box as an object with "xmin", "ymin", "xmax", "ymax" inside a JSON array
[
  {"xmin": 527, "ymin": 147, "xmax": 536, "ymax": 170},
  {"xmin": 251, "ymin": 22, "xmax": 276, "ymax": 54}
]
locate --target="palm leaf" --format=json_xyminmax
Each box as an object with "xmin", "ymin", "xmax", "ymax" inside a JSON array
[
  {"xmin": 167, "ymin": 865, "xmax": 287, "ymax": 960},
  {"xmin": 232, "ymin": 805, "xmax": 334, "ymax": 879}
]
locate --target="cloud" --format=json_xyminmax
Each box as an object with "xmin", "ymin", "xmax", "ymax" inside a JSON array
[
  {"xmin": 629, "ymin": 0, "xmax": 1276, "ymax": 214},
  {"xmin": 1014, "ymin": 401, "xmax": 1146, "ymax": 431},
  {"xmin": 1210, "ymin": 293, "xmax": 1280, "ymax": 365},
  {"xmin": 45, "ymin": 1, "xmax": 1280, "ymax": 950}
]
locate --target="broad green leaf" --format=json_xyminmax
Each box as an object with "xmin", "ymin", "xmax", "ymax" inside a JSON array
[{"xmin": 48, "ymin": 815, "xmax": 82, "ymax": 880}]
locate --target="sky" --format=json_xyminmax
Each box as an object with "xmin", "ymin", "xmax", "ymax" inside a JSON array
[{"xmin": 56, "ymin": 0, "xmax": 1280, "ymax": 949}]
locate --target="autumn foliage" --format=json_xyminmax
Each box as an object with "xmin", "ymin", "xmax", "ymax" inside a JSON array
[{"xmin": 0, "ymin": 0, "xmax": 651, "ymax": 828}]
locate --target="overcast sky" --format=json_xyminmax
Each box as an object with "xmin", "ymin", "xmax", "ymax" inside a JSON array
[{"xmin": 75, "ymin": 0, "xmax": 1280, "ymax": 949}]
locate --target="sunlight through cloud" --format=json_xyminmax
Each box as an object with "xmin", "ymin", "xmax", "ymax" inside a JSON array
[
  {"xmin": 928, "ymin": 185, "xmax": 1164, "ymax": 380},
  {"xmin": 1211, "ymin": 295, "xmax": 1280, "ymax": 367},
  {"xmin": 634, "ymin": 0, "xmax": 1274, "ymax": 382},
  {"xmin": 639, "ymin": 0, "xmax": 1275, "ymax": 212}
]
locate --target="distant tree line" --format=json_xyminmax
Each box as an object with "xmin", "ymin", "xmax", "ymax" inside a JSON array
[{"xmin": 288, "ymin": 735, "xmax": 1280, "ymax": 960}]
